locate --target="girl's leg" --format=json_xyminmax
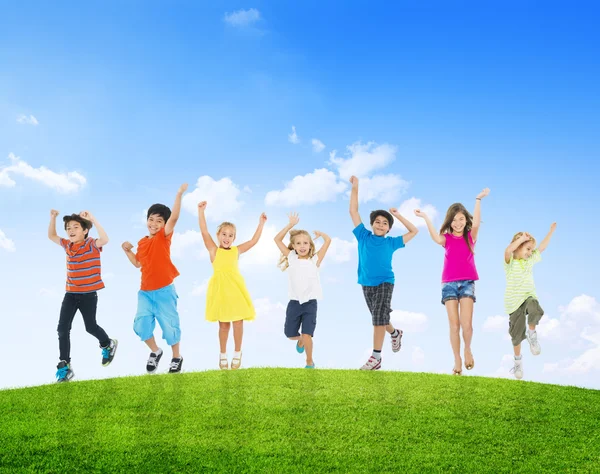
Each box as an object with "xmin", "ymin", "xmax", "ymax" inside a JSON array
[
  {"xmin": 232, "ymin": 320, "xmax": 243, "ymax": 352},
  {"xmin": 219, "ymin": 322, "xmax": 231, "ymax": 353},
  {"xmin": 302, "ymin": 334, "xmax": 314, "ymax": 365},
  {"xmin": 445, "ymin": 300, "xmax": 462, "ymax": 372},
  {"xmin": 458, "ymin": 298, "xmax": 475, "ymax": 368}
]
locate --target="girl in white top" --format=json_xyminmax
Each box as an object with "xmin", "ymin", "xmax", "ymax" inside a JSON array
[{"xmin": 274, "ymin": 212, "xmax": 331, "ymax": 368}]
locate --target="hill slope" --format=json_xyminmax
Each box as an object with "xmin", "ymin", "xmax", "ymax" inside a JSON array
[{"xmin": 1, "ymin": 369, "xmax": 599, "ymax": 473}]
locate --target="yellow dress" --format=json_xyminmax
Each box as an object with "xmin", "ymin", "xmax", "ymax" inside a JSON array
[{"xmin": 205, "ymin": 246, "xmax": 255, "ymax": 322}]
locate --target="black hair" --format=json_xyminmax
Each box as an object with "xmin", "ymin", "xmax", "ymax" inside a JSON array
[
  {"xmin": 147, "ymin": 204, "xmax": 172, "ymax": 223},
  {"xmin": 369, "ymin": 210, "xmax": 394, "ymax": 231},
  {"xmin": 63, "ymin": 214, "xmax": 93, "ymax": 238}
]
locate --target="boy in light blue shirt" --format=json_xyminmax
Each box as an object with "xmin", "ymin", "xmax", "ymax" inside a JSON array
[{"xmin": 349, "ymin": 176, "xmax": 419, "ymax": 370}]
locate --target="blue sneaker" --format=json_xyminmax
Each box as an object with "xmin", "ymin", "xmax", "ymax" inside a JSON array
[
  {"xmin": 305, "ymin": 364, "xmax": 315, "ymax": 369},
  {"xmin": 56, "ymin": 361, "xmax": 74, "ymax": 383},
  {"xmin": 296, "ymin": 341, "xmax": 305, "ymax": 354},
  {"xmin": 101, "ymin": 339, "xmax": 118, "ymax": 367}
]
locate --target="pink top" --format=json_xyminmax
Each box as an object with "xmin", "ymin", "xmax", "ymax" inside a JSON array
[{"xmin": 441, "ymin": 231, "xmax": 479, "ymax": 283}]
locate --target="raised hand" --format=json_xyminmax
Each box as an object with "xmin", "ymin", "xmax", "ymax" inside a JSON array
[
  {"xmin": 313, "ymin": 230, "xmax": 324, "ymax": 239},
  {"xmin": 477, "ymin": 188, "xmax": 490, "ymax": 200},
  {"xmin": 288, "ymin": 212, "xmax": 300, "ymax": 226},
  {"xmin": 50, "ymin": 209, "xmax": 60, "ymax": 218},
  {"xmin": 122, "ymin": 241, "xmax": 134, "ymax": 252},
  {"xmin": 520, "ymin": 232, "xmax": 532, "ymax": 242},
  {"xmin": 414, "ymin": 209, "xmax": 427, "ymax": 218},
  {"xmin": 389, "ymin": 207, "xmax": 398, "ymax": 215},
  {"xmin": 260, "ymin": 212, "xmax": 268, "ymax": 224},
  {"xmin": 79, "ymin": 211, "xmax": 94, "ymax": 221},
  {"xmin": 178, "ymin": 183, "xmax": 189, "ymax": 194},
  {"xmin": 197, "ymin": 201, "xmax": 207, "ymax": 212},
  {"xmin": 550, "ymin": 222, "xmax": 557, "ymax": 232},
  {"xmin": 349, "ymin": 176, "xmax": 358, "ymax": 187}
]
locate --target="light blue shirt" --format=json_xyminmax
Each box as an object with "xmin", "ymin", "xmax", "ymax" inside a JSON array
[{"xmin": 352, "ymin": 223, "xmax": 405, "ymax": 286}]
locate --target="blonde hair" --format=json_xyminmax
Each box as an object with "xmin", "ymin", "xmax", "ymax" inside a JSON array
[
  {"xmin": 216, "ymin": 222, "xmax": 236, "ymax": 240},
  {"xmin": 278, "ymin": 229, "xmax": 316, "ymax": 271},
  {"xmin": 511, "ymin": 232, "xmax": 536, "ymax": 249}
]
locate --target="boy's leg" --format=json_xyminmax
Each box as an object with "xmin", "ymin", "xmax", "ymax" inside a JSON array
[
  {"xmin": 525, "ymin": 298, "xmax": 544, "ymax": 355},
  {"xmin": 509, "ymin": 303, "xmax": 527, "ymax": 349},
  {"xmin": 153, "ymin": 285, "xmax": 182, "ymax": 353},
  {"xmin": 134, "ymin": 290, "xmax": 157, "ymax": 347},
  {"xmin": 57, "ymin": 293, "xmax": 79, "ymax": 363},
  {"xmin": 371, "ymin": 283, "xmax": 394, "ymax": 351},
  {"xmin": 232, "ymin": 320, "xmax": 243, "ymax": 352},
  {"xmin": 79, "ymin": 292, "xmax": 111, "ymax": 347}
]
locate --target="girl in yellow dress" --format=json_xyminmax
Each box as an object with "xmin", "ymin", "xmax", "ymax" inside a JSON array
[{"xmin": 198, "ymin": 201, "xmax": 267, "ymax": 370}]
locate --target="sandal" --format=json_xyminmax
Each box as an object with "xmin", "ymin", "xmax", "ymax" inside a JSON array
[
  {"xmin": 465, "ymin": 350, "xmax": 475, "ymax": 370},
  {"xmin": 452, "ymin": 368, "xmax": 462, "ymax": 376},
  {"xmin": 219, "ymin": 355, "xmax": 229, "ymax": 370},
  {"xmin": 231, "ymin": 352, "xmax": 242, "ymax": 370}
]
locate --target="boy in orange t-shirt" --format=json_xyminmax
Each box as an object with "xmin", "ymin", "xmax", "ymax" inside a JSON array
[{"xmin": 122, "ymin": 184, "xmax": 187, "ymax": 374}]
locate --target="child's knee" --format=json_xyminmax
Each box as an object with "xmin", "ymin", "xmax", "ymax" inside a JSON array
[{"xmin": 133, "ymin": 316, "xmax": 154, "ymax": 341}]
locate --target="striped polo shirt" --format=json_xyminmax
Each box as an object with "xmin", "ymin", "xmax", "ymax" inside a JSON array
[
  {"xmin": 60, "ymin": 238, "xmax": 105, "ymax": 293},
  {"xmin": 504, "ymin": 249, "xmax": 542, "ymax": 314}
]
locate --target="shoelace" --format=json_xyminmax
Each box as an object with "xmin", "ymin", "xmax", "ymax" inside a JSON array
[
  {"xmin": 170, "ymin": 360, "xmax": 180, "ymax": 370},
  {"xmin": 56, "ymin": 366, "xmax": 69, "ymax": 379},
  {"xmin": 102, "ymin": 347, "xmax": 111, "ymax": 359},
  {"xmin": 147, "ymin": 354, "xmax": 159, "ymax": 367}
]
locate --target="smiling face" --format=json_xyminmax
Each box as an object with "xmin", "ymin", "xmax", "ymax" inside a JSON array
[
  {"xmin": 147, "ymin": 214, "xmax": 166, "ymax": 236},
  {"xmin": 451, "ymin": 212, "xmax": 467, "ymax": 235},
  {"xmin": 217, "ymin": 225, "xmax": 236, "ymax": 249},
  {"xmin": 515, "ymin": 242, "xmax": 535, "ymax": 260},
  {"xmin": 65, "ymin": 220, "xmax": 88, "ymax": 243},
  {"xmin": 371, "ymin": 215, "xmax": 390, "ymax": 236},
  {"xmin": 291, "ymin": 231, "xmax": 313, "ymax": 258}
]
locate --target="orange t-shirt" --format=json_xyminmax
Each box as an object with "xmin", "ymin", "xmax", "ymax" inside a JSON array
[
  {"xmin": 60, "ymin": 237, "xmax": 105, "ymax": 293},
  {"xmin": 136, "ymin": 228, "xmax": 179, "ymax": 291}
]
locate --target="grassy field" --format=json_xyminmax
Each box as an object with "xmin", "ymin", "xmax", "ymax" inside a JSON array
[{"xmin": 1, "ymin": 369, "xmax": 599, "ymax": 473}]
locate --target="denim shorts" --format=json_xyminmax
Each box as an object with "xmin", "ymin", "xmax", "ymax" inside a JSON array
[
  {"xmin": 133, "ymin": 284, "xmax": 181, "ymax": 346},
  {"xmin": 441, "ymin": 280, "xmax": 476, "ymax": 305},
  {"xmin": 284, "ymin": 300, "xmax": 317, "ymax": 337}
]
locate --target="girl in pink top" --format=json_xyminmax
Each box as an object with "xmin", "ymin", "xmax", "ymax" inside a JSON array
[{"xmin": 415, "ymin": 188, "xmax": 490, "ymax": 375}]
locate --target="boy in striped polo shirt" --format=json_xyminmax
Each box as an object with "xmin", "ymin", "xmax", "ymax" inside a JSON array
[
  {"xmin": 48, "ymin": 210, "xmax": 117, "ymax": 383},
  {"xmin": 504, "ymin": 223, "xmax": 557, "ymax": 379}
]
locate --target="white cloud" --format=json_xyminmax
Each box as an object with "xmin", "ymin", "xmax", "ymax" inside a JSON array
[
  {"xmin": 265, "ymin": 168, "xmax": 347, "ymax": 207},
  {"xmin": 288, "ymin": 126, "xmax": 300, "ymax": 144},
  {"xmin": 16, "ymin": 114, "xmax": 39, "ymax": 126},
  {"xmin": 191, "ymin": 279, "xmax": 210, "ymax": 296},
  {"xmin": 0, "ymin": 153, "xmax": 86, "ymax": 193},
  {"xmin": 311, "ymin": 138, "xmax": 325, "ymax": 153},
  {"xmin": 412, "ymin": 347, "xmax": 425, "ymax": 365},
  {"xmin": 182, "ymin": 176, "xmax": 244, "ymax": 220},
  {"xmin": 329, "ymin": 141, "xmax": 398, "ymax": 180},
  {"xmin": 0, "ymin": 229, "xmax": 15, "ymax": 252},
  {"xmin": 390, "ymin": 310, "xmax": 428, "ymax": 332},
  {"xmin": 224, "ymin": 8, "xmax": 260, "ymax": 27},
  {"xmin": 396, "ymin": 197, "xmax": 438, "ymax": 228},
  {"xmin": 252, "ymin": 297, "xmax": 286, "ymax": 334},
  {"xmin": 483, "ymin": 315, "xmax": 508, "ymax": 332},
  {"xmin": 239, "ymin": 224, "xmax": 281, "ymax": 267},
  {"xmin": 326, "ymin": 237, "xmax": 356, "ymax": 263},
  {"xmin": 353, "ymin": 174, "xmax": 409, "ymax": 204},
  {"xmin": 171, "ymin": 230, "xmax": 208, "ymax": 260}
]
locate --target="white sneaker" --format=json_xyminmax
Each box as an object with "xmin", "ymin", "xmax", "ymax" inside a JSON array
[
  {"xmin": 390, "ymin": 330, "xmax": 403, "ymax": 353},
  {"xmin": 526, "ymin": 330, "xmax": 541, "ymax": 355},
  {"xmin": 360, "ymin": 356, "xmax": 382, "ymax": 370},
  {"xmin": 510, "ymin": 358, "xmax": 523, "ymax": 379}
]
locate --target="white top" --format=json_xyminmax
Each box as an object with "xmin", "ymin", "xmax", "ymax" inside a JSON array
[{"xmin": 287, "ymin": 251, "xmax": 322, "ymax": 304}]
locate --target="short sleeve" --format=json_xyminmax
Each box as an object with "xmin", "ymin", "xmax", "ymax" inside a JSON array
[
  {"xmin": 352, "ymin": 223, "xmax": 370, "ymax": 242},
  {"xmin": 288, "ymin": 251, "xmax": 298, "ymax": 264},
  {"xmin": 530, "ymin": 249, "xmax": 542, "ymax": 265},
  {"xmin": 504, "ymin": 256, "xmax": 513, "ymax": 273},
  {"xmin": 59, "ymin": 238, "xmax": 69, "ymax": 249},
  {"xmin": 89, "ymin": 238, "xmax": 103, "ymax": 252},
  {"xmin": 391, "ymin": 235, "xmax": 405, "ymax": 251}
]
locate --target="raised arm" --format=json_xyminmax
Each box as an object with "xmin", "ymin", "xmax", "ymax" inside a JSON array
[
  {"xmin": 414, "ymin": 209, "xmax": 445, "ymax": 247},
  {"xmin": 122, "ymin": 241, "xmax": 141, "ymax": 268},
  {"xmin": 538, "ymin": 223, "xmax": 557, "ymax": 253},
  {"xmin": 80, "ymin": 211, "xmax": 109, "ymax": 248},
  {"xmin": 48, "ymin": 209, "xmax": 62, "ymax": 245},
  {"xmin": 314, "ymin": 231, "xmax": 332, "ymax": 267},
  {"xmin": 504, "ymin": 233, "xmax": 531, "ymax": 264},
  {"xmin": 274, "ymin": 212, "xmax": 299, "ymax": 256},
  {"xmin": 389, "ymin": 208, "xmax": 419, "ymax": 244},
  {"xmin": 471, "ymin": 188, "xmax": 490, "ymax": 242},
  {"xmin": 238, "ymin": 213, "xmax": 267, "ymax": 254},
  {"xmin": 197, "ymin": 201, "xmax": 217, "ymax": 257},
  {"xmin": 349, "ymin": 176, "xmax": 362, "ymax": 227},
  {"xmin": 165, "ymin": 183, "xmax": 188, "ymax": 236}
]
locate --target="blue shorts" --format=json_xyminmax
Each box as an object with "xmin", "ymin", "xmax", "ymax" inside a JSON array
[
  {"xmin": 441, "ymin": 280, "xmax": 476, "ymax": 305},
  {"xmin": 133, "ymin": 284, "xmax": 181, "ymax": 346},
  {"xmin": 284, "ymin": 300, "xmax": 317, "ymax": 337}
]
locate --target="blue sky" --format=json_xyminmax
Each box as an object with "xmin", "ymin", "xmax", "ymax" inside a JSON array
[{"xmin": 1, "ymin": 1, "xmax": 599, "ymax": 390}]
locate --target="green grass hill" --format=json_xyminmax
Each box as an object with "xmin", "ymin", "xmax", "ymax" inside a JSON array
[{"xmin": 1, "ymin": 369, "xmax": 599, "ymax": 473}]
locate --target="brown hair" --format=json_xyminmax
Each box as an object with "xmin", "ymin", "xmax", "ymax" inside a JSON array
[
  {"xmin": 439, "ymin": 203, "xmax": 474, "ymax": 254},
  {"xmin": 278, "ymin": 230, "xmax": 316, "ymax": 271},
  {"xmin": 63, "ymin": 214, "xmax": 93, "ymax": 238}
]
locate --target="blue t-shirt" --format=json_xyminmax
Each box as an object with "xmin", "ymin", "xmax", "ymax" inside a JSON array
[{"xmin": 352, "ymin": 223, "xmax": 405, "ymax": 286}]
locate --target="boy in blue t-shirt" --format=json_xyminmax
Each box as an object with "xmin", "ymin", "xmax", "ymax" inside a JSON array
[{"xmin": 349, "ymin": 176, "xmax": 419, "ymax": 370}]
